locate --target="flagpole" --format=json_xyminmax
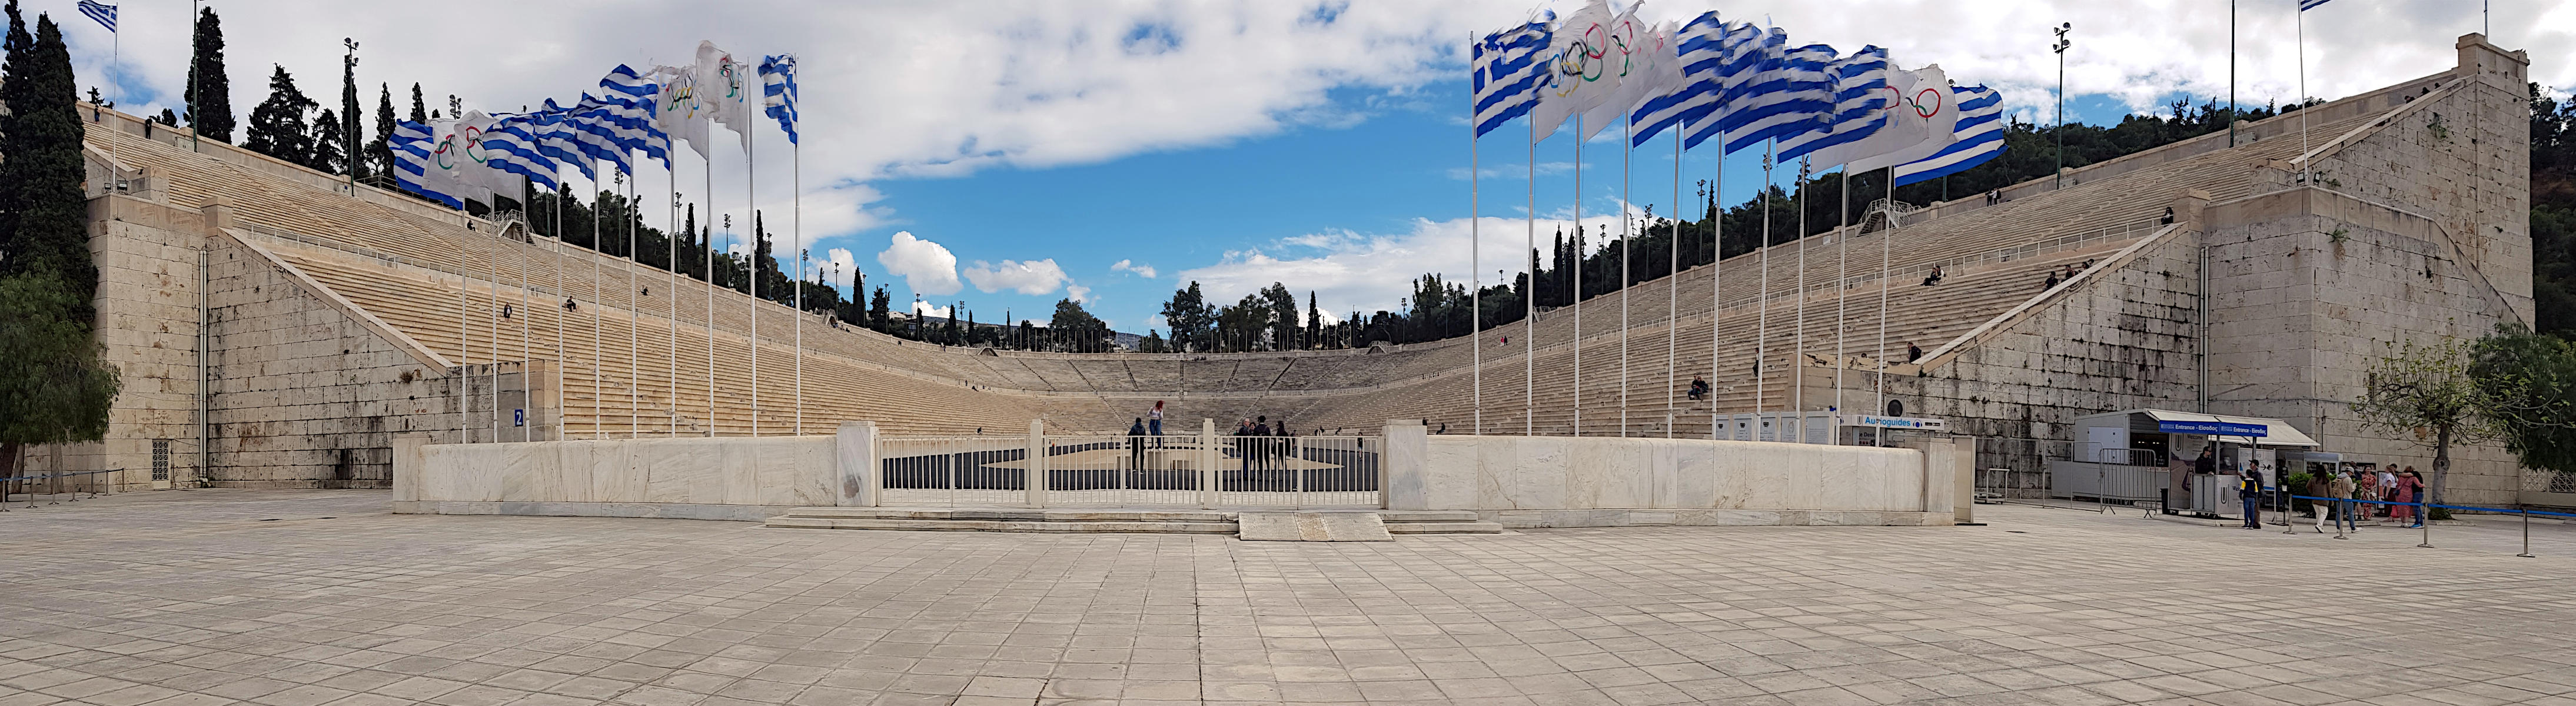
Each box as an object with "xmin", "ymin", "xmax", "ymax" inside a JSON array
[
  {"xmin": 2297, "ymin": 4, "xmax": 2309, "ymax": 172},
  {"xmin": 553, "ymin": 192, "xmax": 565, "ymax": 440},
  {"xmin": 519, "ymin": 194, "xmax": 533, "ymax": 442},
  {"xmin": 668, "ymin": 169, "xmax": 679, "ymax": 436},
  {"xmin": 1666, "ymin": 126, "xmax": 1678, "ymax": 438},
  {"xmin": 1620, "ymin": 115, "xmax": 1631, "ymax": 438},
  {"xmin": 793, "ymin": 139, "xmax": 804, "ymax": 437},
  {"xmin": 626, "ymin": 169, "xmax": 639, "ymax": 438},
  {"xmin": 1793, "ymin": 157, "xmax": 1807, "ymax": 429},
  {"xmin": 459, "ymin": 202, "xmax": 471, "ymax": 443},
  {"xmin": 1710, "ymin": 151, "xmax": 1722, "ymax": 442},
  {"xmin": 705, "ymin": 158, "xmax": 716, "ymax": 436},
  {"xmin": 1834, "ymin": 169, "xmax": 1848, "ymax": 421},
  {"xmin": 1470, "ymin": 33, "xmax": 1483, "ymax": 437},
  {"xmin": 1573, "ymin": 113, "xmax": 1583, "ymax": 438},
  {"xmin": 590, "ymin": 163, "xmax": 603, "ymax": 440},
  {"xmin": 490, "ymin": 195, "xmax": 501, "ymax": 444},
  {"xmin": 1754, "ymin": 142, "xmax": 1770, "ymax": 424},
  {"xmin": 1527, "ymin": 105, "xmax": 1537, "ymax": 437},
  {"xmin": 747, "ymin": 111, "xmax": 760, "ymax": 439},
  {"xmin": 1874, "ymin": 166, "xmax": 1893, "ymax": 429}
]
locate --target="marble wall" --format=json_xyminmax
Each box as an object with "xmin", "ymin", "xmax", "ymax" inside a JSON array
[
  {"xmin": 1391, "ymin": 432, "xmax": 1956, "ymax": 527},
  {"xmin": 394, "ymin": 434, "xmax": 836, "ymax": 518}
]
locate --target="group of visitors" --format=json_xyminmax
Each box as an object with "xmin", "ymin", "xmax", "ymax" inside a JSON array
[
  {"xmin": 2230, "ymin": 454, "xmax": 2427, "ymax": 537},
  {"xmin": 1235, "ymin": 415, "xmax": 1296, "ymax": 472}
]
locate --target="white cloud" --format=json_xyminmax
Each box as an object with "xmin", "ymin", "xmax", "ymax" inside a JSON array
[
  {"xmin": 963, "ymin": 259, "xmax": 1072, "ymax": 295},
  {"xmin": 912, "ymin": 301, "xmax": 952, "ymax": 319},
  {"xmin": 876, "ymin": 231, "xmax": 962, "ymax": 296},
  {"xmin": 1180, "ymin": 210, "xmax": 1632, "ymax": 318},
  {"xmin": 1066, "ymin": 284, "xmax": 1093, "ymax": 304},
  {"xmin": 823, "ymin": 248, "xmax": 859, "ymax": 282},
  {"xmin": 1111, "ymin": 259, "xmax": 1158, "ymax": 279}
]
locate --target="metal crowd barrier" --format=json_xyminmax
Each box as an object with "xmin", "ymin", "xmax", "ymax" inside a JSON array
[
  {"xmin": 2282, "ymin": 492, "xmax": 2572, "ymax": 558},
  {"xmin": 1, "ymin": 468, "xmax": 122, "ymax": 510}
]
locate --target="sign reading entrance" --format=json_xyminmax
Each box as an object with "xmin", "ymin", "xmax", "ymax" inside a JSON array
[{"xmin": 2157, "ymin": 419, "xmax": 2266, "ymax": 437}]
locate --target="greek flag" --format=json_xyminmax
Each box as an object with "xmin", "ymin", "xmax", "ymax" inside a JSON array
[
  {"xmin": 569, "ymin": 94, "xmax": 638, "ymax": 175},
  {"xmin": 594, "ymin": 68, "xmax": 672, "ymax": 166},
  {"xmin": 533, "ymin": 101, "xmax": 595, "ymax": 182},
  {"xmin": 1893, "ymin": 85, "xmax": 2005, "ymax": 187},
  {"xmin": 2298, "ymin": 0, "xmax": 2332, "ymax": 10},
  {"xmin": 1710, "ymin": 39, "xmax": 1836, "ymax": 155},
  {"xmin": 600, "ymin": 65, "xmax": 660, "ymax": 111},
  {"xmin": 480, "ymin": 114, "xmax": 561, "ymax": 190},
  {"xmin": 76, "ymin": 1, "xmax": 114, "ymax": 32},
  {"xmin": 1627, "ymin": 12, "xmax": 1724, "ymax": 146},
  {"xmin": 759, "ymin": 54, "xmax": 799, "ymax": 145},
  {"xmin": 1773, "ymin": 46, "xmax": 1892, "ymax": 164},
  {"xmin": 390, "ymin": 121, "xmax": 461, "ymax": 209},
  {"xmin": 1473, "ymin": 19, "xmax": 1550, "ymax": 139}
]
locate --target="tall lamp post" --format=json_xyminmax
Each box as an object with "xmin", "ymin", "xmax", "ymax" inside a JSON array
[{"xmin": 2053, "ymin": 22, "xmax": 2072, "ymax": 188}]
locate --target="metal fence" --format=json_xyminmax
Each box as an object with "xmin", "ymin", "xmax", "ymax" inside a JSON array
[{"xmin": 874, "ymin": 432, "xmax": 1381, "ymax": 508}]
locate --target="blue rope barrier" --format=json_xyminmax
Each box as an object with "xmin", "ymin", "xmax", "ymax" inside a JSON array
[{"xmin": 2282, "ymin": 494, "xmax": 2576, "ymax": 519}]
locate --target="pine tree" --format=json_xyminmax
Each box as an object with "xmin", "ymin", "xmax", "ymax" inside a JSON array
[
  {"xmin": 182, "ymin": 6, "xmax": 232, "ymax": 142},
  {"xmin": 407, "ymin": 82, "xmax": 426, "ymax": 124},
  {"xmin": 340, "ymin": 47, "xmax": 362, "ymax": 179},
  {"xmin": 155, "ymin": 107, "xmax": 177, "ymax": 125},
  {"xmin": 0, "ymin": 0, "xmax": 32, "ymax": 260},
  {"xmin": 0, "ymin": 12, "xmax": 120, "ymax": 478},
  {"xmin": 870, "ymin": 287, "xmax": 892, "ymax": 331},
  {"xmin": 245, "ymin": 64, "xmax": 316, "ymax": 166},
  {"xmin": 310, "ymin": 108, "xmax": 345, "ymax": 174},
  {"xmin": 368, "ymin": 84, "xmax": 395, "ymax": 178}
]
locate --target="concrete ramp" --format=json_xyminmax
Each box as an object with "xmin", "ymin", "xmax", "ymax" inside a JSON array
[{"xmin": 1237, "ymin": 511, "xmax": 1394, "ymax": 541}]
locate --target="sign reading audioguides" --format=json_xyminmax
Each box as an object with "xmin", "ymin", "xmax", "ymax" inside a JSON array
[{"xmin": 1840, "ymin": 415, "xmax": 1949, "ymax": 431}]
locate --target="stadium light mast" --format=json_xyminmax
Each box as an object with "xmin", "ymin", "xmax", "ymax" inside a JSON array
[
  {"xmin": 343, "ymin": 38, "xmax": 359, "ymax": 192},
  {"xmin": 2053, "ymin": 22, "xmax": 2072, "ymax": 188}
]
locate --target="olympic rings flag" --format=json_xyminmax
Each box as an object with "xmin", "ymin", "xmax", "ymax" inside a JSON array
[
  {"xmin": 1893, "ymin": 84, "xmax": 2005, "ymax": 187},
  {"xmin": 1528, "ymin": 0, "xmax": 1620, "ymax": 144},
  {"xmin": 1843, "ymin": 65, "xmax": 1957, "ymax": 173},
  {"xmin": 390, "ymin": 114, "xmax": 522, "ymax": 209},
  {"xmin": 1573, "ymin": 3, "xmax": 1655, "ymax": 142},
  {"xmin": 654, "ymin": 64, "xmax": 715, "ymax": 159},
  {"xmin": 697, "ymin": 41, "xmax": 754, "ymax": 150}
]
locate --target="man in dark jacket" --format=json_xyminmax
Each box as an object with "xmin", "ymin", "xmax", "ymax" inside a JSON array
[{"xmin": 1127, "ymin": 418, "xmax": 1148, "ymax": 469}]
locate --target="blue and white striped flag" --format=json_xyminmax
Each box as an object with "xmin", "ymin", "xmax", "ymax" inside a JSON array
[
  {"xmin": 533, "ymin": 101, "xmax": 596, "ymax": 182},
  {"xmin": 759, "ymin": 54, "xmax": 799, "ymax": 145},
  {"xmin": 480, "ymin": 114, "xmax": 561, "ymax": 191},
  {"xmin": 1473, "ymin": 19, "xmax": 1551, "ymax": 139},
  {"xmin": 569, "ymin": 94, "xmax": 640, "ymax": 175},
  {"xmin": 390, "ymin": 120, "xmax": 464, "ymax": 209},
  {"xmin": 2298, "ymin": 0, "xmax": 2333, "ymax": 11},
  {"xmin": 1893, "ymin": 85, "xmax": 2004, "ymax": 187},
  {"xmin": 1709, "ymin": 37, "xmax": 1835, "ymax": 155},
  {"xmin": 1627, "ymin": 12, "xmax": 1725, "ymax": 147},
  {"xmin": 594, "ymin": 68, "xmax": 672, "ymax": 166},
  {"xmin": 75, "ymin": 1, "xmax": 114, "ymax": 33},
  {"xmin": 1774, "ymin": 45, "xmax": 1892, "ymax": 164}
]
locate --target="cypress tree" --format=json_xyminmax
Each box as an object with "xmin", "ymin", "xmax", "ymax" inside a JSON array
[
  {"xmin": 310, "ymin": 108, "xmax": 344, "ymax": 174},
  {"xmin": 182, "ymin": 6, "xmax": 233, "ymax": 142},
  {"xmin": 155, "ymin": 108, "xmax": 177, "ymax": 125},
  {"xmin": 368, "ymin": 83, "xmax": 395, "ymax": 178},
  {"xmin": 0, "ymin": 13, "xmax": 121, "ymax": 478},
  {"xmin": 340, "ymin": 48, "xmax": 362, "ymax": 179},
  {"xmin": 244, "ymin": 64, "xmax": 316, "ymax": 166},
  {"xmin": 407, "ymin": 82, "xmax": 426, "ymax": 124},
  {"xmin": 0, "ymin": 0, "xmax": 31, "ymax": 260}
]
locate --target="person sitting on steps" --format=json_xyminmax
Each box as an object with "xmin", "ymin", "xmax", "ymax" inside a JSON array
[
  {"xmin": 1686, "ymin": 375, "xmax": 1710, "ymax": 401},
  {"xmin": 1922, "ymin": 265, "xmax": 1944, "ymax": 287}
]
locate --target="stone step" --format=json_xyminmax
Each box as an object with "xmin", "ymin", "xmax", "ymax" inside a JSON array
[
  {"xmin": 1386, "ymin": 521, "xmax": 1505, "ymax": 534},
  {"xmin": 765, "ymin": 516, "xmax": 1238, "ymax": 534},
  {"xmin": 1378, "ymin": 510, "xmax": 1483, "ymax": 522},
  {"xmin": 772, "ymin": 506, "xmax": 1234, "ymax": 522}
]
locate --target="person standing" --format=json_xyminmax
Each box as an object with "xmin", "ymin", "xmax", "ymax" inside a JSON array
[
  {"xmin": 2306, "ymin": 471, "xmax": 2332, "ymax": 533},
  {"xmin": 1148, "ymin": 400, "xmax": 1165, "ymax": 449},
  {"xmin": 2375, "ymin": 467, "xmax": 2398, "ymax": 519},
  {"xmin": 2394, "ymin": 467, "xmax": 2425, "ymax": 528},
  {"xmin": 2238, "ymin": 462, "xmax": 2265, "ymax": 529},
  {"xmin": 1127, "ymin": 417, "xmax": 1148, "ymax": 469},
  {"xmin": 2328, "ymin": 470, "xmax": 2359, "ymax": 538}
]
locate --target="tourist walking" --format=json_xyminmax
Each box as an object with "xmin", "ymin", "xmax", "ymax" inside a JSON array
[
  {"xmin": 2306, "ymin": 472, "xmax": 2332, "ymax": 532},
  {"xmin": 1127, "ymin": 417, "xmax": 1148, "ymax": 469},
  {"xmin": 1252, "ymin": 416, "xmax": 1274, "ymax": 471},
  {"xmin": 2328, "ymin": 470, "xmax": 2359, "ymax": 538},
  {"xmin": 2238, "ymin": 462, "xmax": 2265, "ymax": 529},
  {"xmin": 2394, "ymin": 467, "xmax": 2425, "ymax": 528},
  {"xmin": 1148, "ymin": 400, "xmax": 1165, "ymax": 449}
]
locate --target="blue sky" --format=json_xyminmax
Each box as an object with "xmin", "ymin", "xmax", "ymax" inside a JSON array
[{"xmin": 55, "ymin": 0, "xmax": 2576, "ymax": 333}]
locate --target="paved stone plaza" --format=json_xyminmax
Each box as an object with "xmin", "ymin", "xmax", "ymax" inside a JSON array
[{"xmin": 1, "ymin": 490, "xmax": 2572, "ymax": 705}]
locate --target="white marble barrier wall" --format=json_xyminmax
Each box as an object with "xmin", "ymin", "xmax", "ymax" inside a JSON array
[
  {"xmin": 392, "ymin": 434, "xmax": 836, "ymax": 521},
  {"xmin": 1391, "ymin": 434, "xmax": 1956, "ymax": 527}
]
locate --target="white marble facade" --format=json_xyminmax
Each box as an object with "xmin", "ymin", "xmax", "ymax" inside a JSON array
[
  {"xmin": 396, "ymin": 434, "xmax": 837, "ymax": 512},
  {"xmin": 1392, "ymin": 432, "xmax": 1954, "ymax": 525}
]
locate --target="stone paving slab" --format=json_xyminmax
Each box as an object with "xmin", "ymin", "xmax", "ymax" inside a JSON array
[
  {"xmin": 1237, "ymin": 512, "xmax": 1392, "ymax": 541},
  {"xmin": 1, "ymin": 489, "xmax": 2573, "ymax": 706}
]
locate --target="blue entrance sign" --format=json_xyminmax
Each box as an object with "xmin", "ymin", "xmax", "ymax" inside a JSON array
[{"xmin": 2158, "ymin": 420, "xmax": 2267, "ymax": 437}]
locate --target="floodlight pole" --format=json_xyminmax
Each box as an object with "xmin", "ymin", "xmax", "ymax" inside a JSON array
[{"xmin": 2053, "ymin": 23, "xmax": 2071, "ymax": 188}]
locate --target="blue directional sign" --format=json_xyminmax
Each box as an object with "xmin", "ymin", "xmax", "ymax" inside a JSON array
[{"xmin": 2157, "ymin": 420, "xmax": 2267, "ymax": 437}]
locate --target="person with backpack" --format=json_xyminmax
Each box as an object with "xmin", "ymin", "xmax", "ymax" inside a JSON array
[
  {"xmin": 2328, "ymin": 469, "xmax": 2359, "ymax": 538},
  {"xmin": 2238, "ymin": 461, "xmax": 2265, "ymax": 529}
]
